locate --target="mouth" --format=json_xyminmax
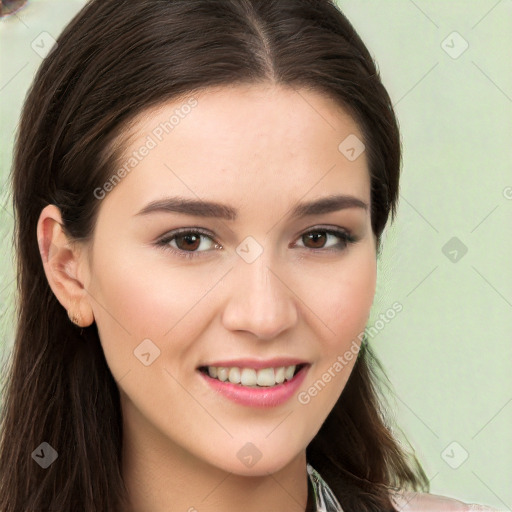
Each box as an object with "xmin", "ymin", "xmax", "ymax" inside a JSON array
[
  {"xmin": 196, "ymin": 362, "xmax": 311, "ymax": 408},
  {"xmin": 197, "ymin": 363, "xmax": 308, "ymax": 388}
]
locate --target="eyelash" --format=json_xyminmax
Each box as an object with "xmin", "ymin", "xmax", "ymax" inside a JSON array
[{"xmin": 155, "ymin": 226, "xmax": 357, "ymax": 260}]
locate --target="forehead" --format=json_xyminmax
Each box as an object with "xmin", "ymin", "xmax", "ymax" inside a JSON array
[{"xmin": 101, "ymin": 84, "xmax": 370, "ymax": 218}]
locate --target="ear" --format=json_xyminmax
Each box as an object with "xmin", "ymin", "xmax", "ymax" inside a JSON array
[{"xmin": 36, "ymin": 204, "xmax": 95, "ymax": 327}]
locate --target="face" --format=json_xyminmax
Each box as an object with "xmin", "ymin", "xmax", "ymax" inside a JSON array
[{"xmin": 79, "ymin": 84, "xmax": 377, "ymax": 476}]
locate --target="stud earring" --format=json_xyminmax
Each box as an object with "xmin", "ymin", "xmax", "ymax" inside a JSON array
[
  {"xmin": 67, "ymin": 308, "xmax": 82, "ymax": 326},
  {"xmin": 67, "ymin": 300, "xmax": 84, "ymax": 335}
]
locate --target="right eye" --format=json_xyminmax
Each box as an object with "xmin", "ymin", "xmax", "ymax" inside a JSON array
[{"xmin": 155, "ymin": 228, "xmax": 222, "ymax": 259}]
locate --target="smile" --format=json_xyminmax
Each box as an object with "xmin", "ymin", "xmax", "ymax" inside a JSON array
[
  {"xmin": 197, "ymin": 363, "xmax": 310, "ymax": 408},
  {"xmin": 199, "ymin": 364, "xmax": 306, "ymax": 387}
]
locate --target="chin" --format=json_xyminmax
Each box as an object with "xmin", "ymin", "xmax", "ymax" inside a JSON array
[{"xmin": 204, "ymin": 442, "xmax": 305, "ymax": 478}]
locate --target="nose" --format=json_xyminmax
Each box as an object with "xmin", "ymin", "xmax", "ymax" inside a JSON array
[{"xmin": 220, "ymin": 251, "xmax": 298, "ymax": 341}]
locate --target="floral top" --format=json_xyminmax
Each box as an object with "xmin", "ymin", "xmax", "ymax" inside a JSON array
[{"xmin": 306, "ymin": 463, "xmax": 501, "ymax": 511}]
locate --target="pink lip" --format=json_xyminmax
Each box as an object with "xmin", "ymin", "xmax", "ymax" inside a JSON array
[
  {"xmin": 198, "ymin": 364, "xmax": 310, "ymax": 408},
  {"xmin": 199, "ymin": 358, "xmax": 308, "ymax": 369}
]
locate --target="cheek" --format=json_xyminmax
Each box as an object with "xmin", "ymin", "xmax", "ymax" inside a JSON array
[
  {"xmin": 87, "ymin": 246, "xmax": 222, "ymax": 370},
  {"xmin": 316, "ymin": 249, "xmax": 376, "ymax": 398},
  {"xmin": 85, "ymin": 245, "xmax": 172, "ymax": 369},
  {"xmin": 90, "ymin": 246, "xmax": 201, "ymax": 333},
  {"xmin": 314, "ymin": 248, "xmax": 377, "ymax": 346},
  {"xmin": 301, "ymin": 253, "xmax": 376, "ymax": 413}
]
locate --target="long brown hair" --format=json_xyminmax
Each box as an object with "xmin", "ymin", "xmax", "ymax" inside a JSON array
[{"xmin": 1, "ymin": 0, "xmax": 429, "ymax": 510}]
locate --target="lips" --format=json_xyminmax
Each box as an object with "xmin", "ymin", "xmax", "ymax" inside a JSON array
[{"xmin": 197, "ymin": 362, "xmax": 310, "ymax": 408}]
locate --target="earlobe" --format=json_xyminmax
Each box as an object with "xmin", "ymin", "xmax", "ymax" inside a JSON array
[{"xmin": 36, "ymin": 204, "xmax": 95, "ymax": 328}]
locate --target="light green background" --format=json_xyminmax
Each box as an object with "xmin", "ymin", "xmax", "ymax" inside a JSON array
[{"xmin": 1, "ymin": 1, "xmax": 511, "ymax": 509}]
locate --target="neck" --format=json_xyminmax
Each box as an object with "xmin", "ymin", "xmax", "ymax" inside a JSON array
[{"xmin": 121, "ymin": 397, "xmax": 309, "ymax": 512}]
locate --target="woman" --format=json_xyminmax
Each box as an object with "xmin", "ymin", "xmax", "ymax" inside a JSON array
[{"xmin": 0, "ymin": 0, "xmax": 499, "ymax": 510}]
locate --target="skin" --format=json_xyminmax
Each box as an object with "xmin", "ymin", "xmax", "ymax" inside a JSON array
[{"xmin": 37, "ymin": 83, "xmax": 377, "ymax": 512}]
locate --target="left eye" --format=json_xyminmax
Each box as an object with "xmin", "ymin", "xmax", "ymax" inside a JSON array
[
  {"xmin": 155, "ymin": 227, "xmax": 356, "ymax": 259},
  {"xmin": 296, "ymin": 228, "xmax": 355, "ymax": 251}
]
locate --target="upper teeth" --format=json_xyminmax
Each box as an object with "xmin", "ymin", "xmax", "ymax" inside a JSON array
[{"xmin": 207, "ymin": 365, "xmax": 297, "ymax": 387}]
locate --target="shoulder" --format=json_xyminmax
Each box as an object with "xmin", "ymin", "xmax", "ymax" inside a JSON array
[{"xmin": 390, "ymin": 490, "xmax": 500, "ymax": 511}]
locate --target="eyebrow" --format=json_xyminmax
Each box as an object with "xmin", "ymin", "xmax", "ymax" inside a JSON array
[{"xmin": 134, "ymin": 194, "xmax": 368, "ymax": 220}]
